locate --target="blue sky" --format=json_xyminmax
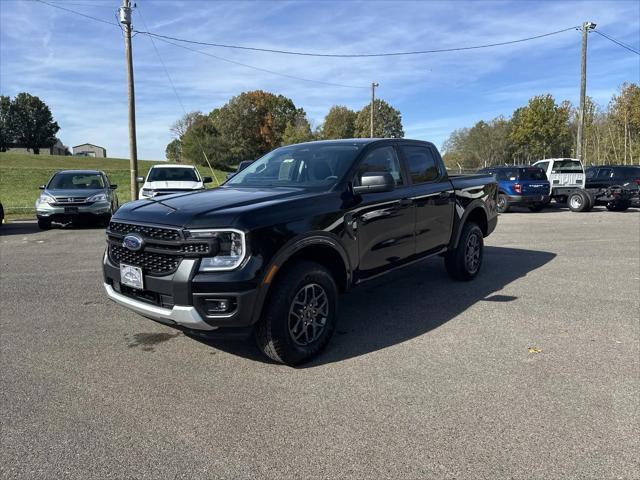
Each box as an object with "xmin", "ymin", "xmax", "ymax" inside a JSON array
[{"xmin": 1, "ymin": 0, "xmax": 638, "ymax": 160}]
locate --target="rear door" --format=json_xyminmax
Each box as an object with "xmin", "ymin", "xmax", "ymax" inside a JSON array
[
  {"xmin": 354, "ymin": 145, "xmax": 416, "ymax": 279},
  {"xmin": 399, "ymin": 144, "xmax": 454, "ymax": 254}
]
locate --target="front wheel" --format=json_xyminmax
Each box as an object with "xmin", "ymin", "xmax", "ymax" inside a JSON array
[
  {"xmin": 255, "ymin": 261, "xmax": 338, "ymax": 365},
  {"xmin": 37, "ymin": 219, "xmax": 51, "ymax": 230},
  {"xmin": 445, "ymin": 222, "xmax": 484, "ymax": 281},
  {"xmin": 496, "ymin": 194, "xmax": 510, "ymax": 213}
]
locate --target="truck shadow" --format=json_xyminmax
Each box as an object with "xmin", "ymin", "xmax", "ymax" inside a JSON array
[{"xmin": 192, "ymin": 246, "xmax": 556, "ymax": 366}]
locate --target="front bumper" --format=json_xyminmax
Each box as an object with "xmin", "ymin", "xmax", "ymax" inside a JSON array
[
  {"xmin": 36, "ymin": 201, "xmax": 111, "ymax": 220},
  {"xmin": 103, "ymin": 253, "xmax": 262, "ymax": 331},
  {"xmin": 104, "ymin": 283, "xmax": 216, "ymax": 330},
  {"xmin": 506, "ymin": 194, "xmax": 550, "ymax": 204}
]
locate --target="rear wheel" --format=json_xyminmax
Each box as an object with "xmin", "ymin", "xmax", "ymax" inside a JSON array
[
  {"xmin": 255, "ymin": 261, "xmax": 338, "ymax": 365},
  {"xmin": 606, "ymin": 200, "xmax": 630, "ymax": 211},
  {"xmin": 496, "ymin": 194, "xmax": 510, "ymax": 213},
  {"xmin": 568, "ymin": 191, "xmax": 591, "ymax": 212},
  {"xmin": 445, "ymin": 222, "xmax": 484, "ymax": 281}
]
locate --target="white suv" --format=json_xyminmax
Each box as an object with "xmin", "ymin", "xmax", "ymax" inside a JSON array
[
  {"xmin": 532, "ymin": 158, "xmax": 585, "ymax": 203},
  {"xmin": 138, "ymin": 165, "xmax": 212, "ymax": 199}
]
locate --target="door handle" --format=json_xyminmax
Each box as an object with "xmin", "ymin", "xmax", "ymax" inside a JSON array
[{"xmin": 438, "ymin": 191, "xmax": 450, "ymax": 198}]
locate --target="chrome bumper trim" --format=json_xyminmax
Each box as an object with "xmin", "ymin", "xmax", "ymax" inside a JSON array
[{"xmin": 104, "ymin": 283, "xmax": 216, "ymax": 331}]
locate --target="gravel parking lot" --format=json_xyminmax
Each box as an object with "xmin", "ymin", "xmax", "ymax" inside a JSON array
[{"xmin": 1, "ymin": 208, "xmax": 638, "ymax": 479}]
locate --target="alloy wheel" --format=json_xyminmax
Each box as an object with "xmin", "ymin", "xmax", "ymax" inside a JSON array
[
  {"xmin": 288, "ymin": 283, "xmax": 329, "ymax": 346},
  {"xmin": 465, "ymin": 232, "xmax": 481, "ymax": 274}
]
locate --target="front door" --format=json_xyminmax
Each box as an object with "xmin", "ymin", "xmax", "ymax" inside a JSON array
[{"xmin": 354, "ymin": 145, "xmax": 415, "ymax": 279}]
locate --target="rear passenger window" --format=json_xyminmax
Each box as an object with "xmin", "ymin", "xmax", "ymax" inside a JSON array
[
  {"xmin": 401, "ymin": 146, "xmax": 439, "ymax": 183},
  {"xmin": 357, "ymin": 146, "xmax": 403, "ymax": 186}
]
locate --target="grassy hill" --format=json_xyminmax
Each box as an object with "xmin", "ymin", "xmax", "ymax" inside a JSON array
[{"xmin": 0, "ymin": 152, "xmax": 226, "ymax": 218}]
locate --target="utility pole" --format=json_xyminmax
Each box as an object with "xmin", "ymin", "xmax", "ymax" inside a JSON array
[
  {"xmin": 119, "ymin": 0, "xmax": 139, "ymax": 201},
  {"xmin": 576, "ymin": 21, "xmax": 596, "ymax": 161},
  {"xmin": 370, "ymin": 82, "xmax": 379, "ymax": 138}
]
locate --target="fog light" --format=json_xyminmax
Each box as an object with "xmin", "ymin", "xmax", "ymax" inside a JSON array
[{"xmin": 204, "ymin": 298, "xmax": 234, "ymax": 315}]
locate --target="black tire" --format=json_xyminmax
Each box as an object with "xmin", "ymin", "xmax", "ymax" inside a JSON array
[
  {"xmin": 496, "ymin": 194, "xmax": 510, "ymax": 213},
  {"xmin": 606, "ymin": 200, "xmax": 630, "ymax": 211},
  {"xmin": 445, "ymin": 222, "xmax": 484, "ymax": 281},
  {"xmin": 255, "ymin": 261, "xmax": 338, "ymax": 365},
  {"xmin": 528, "ymin": 203, "xmax": 544, "ymax": 212},
  {"xmin": 37, "ymin": 219, "xmax": 51, "ymax": 230},
  {"xmin": 568, "ymin": 191, "xmax": 590, "ymax": 212}
]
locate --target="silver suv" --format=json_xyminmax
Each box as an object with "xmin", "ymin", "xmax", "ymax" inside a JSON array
[{"xmin": 35, "ymin": 170, "xmax": 119, "ymax": 229}]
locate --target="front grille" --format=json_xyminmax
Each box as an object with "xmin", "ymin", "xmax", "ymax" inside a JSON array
[
  {"xmin": 109, "ymin": 244, "xmax": 180, "ymax": 275},
  {"xmin": 109, "ymin": 221, "xmax": 181, "ymax": 241},
  {"xmin": 54, "ymin": 197, "xmax": 87, "ymax": 205},
  {"xmin": 180, "ymin": 243, "xmax": 209, "ymax": 253}
]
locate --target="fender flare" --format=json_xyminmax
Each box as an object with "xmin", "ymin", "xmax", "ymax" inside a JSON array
[
  {"xmin": 250, "ymin": 232, "xmax": 352, "ymax": 324},
  {"xmin": 450, "ymin": 200, "xmax": 489, "ymax": 250}
]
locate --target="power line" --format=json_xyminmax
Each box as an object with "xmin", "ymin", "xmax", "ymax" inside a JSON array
[
  {"xmin": 593, "ymin": 29, "xmax": 640, "ymax": 55},
  {"xmin": 35, "ymin": 0, "xmax": 366, "ymax": 89},
  {"xmin": 150, "ymin": 36, "xmax": 368, "ymax": 89},
  {"xmin": 135, "ymin": 3, "xmax": 221, "ymax": 185},
  {"xmin": 34, "ymin": 0, "xmax": 118, "ymax": 26},
  {"xmin": 137, "ymin": 26, "xmax": 581, "ymax": 58}
]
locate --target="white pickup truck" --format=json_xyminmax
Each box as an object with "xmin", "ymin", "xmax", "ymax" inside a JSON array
[
  {"xmin": 532, "ymin": 158, "xmax": 585, "ymax": 204},
  {"xmin": 138, "ymin": 164, "xmax": 212, "ymax": 199}
]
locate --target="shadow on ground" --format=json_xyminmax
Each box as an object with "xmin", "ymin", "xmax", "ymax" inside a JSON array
[
  {"xmin": 0, "ymin": 221, "xmax": 106, "ymax": 237},
  {"xmin": 191, "ymin": 246, "xmax": 556, "ymax": 366}
]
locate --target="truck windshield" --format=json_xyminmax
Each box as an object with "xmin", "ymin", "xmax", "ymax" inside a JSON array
[
  {"xmin": 552, "ymin": 160, "xmax": 583, "ymax": 173},
  {"xmin": 49, "ymin": 173, "xmax": 105, "ymax": 189},
  {"xmin": 148, "ymin": 168, "xmax": 199, "ymax": 182},
  {"xmin": 225, "ymin": 143, "xmax": 364, "ymax": 188}
]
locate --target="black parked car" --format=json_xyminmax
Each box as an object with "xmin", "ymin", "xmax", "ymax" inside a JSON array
[
  {"xmin": 103, "ymin": 139, "xmax": 498, "ymax": 364},
  {"xmin": 568, "ymin": 165, "xmax": 640, "ymax": 212}
]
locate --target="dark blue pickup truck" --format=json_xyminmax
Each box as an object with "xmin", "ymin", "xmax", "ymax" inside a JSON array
[{"xmin": 477, "ymin": 166, "xmax": 550, "ymax": 213}]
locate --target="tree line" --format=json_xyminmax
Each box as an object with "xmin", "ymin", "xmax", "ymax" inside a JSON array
[
  {"xmin": 0, "ymin": 93, "xmax": 61, "ymax": 154},
  {"xmin": 165, "ymin": 90, "xmax": 404, "ymax": 169},
  {"xmin": 442, "ymin": 82, "xmax": 639, "ymax": 171}
]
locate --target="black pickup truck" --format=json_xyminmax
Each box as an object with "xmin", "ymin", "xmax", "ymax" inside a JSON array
[{"xmin": 103, "ymin": 139, "xmax": 498, "ymax": 364}]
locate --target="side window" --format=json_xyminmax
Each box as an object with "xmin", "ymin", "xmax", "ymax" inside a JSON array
[
  {"xmin": 401, "ymin": 146, "xmax": 439, "ymax": 184},
  {"xmin": 357, "ymin": 146, "xmax": 403, "ymax": 186},
  {"xmin": 536, "ymin": 161, "xmax": 549, "ymax": 173},
  {"xmin": 597, "ymin": 169, "xmax": 612, "ymax": 179},
  {"xmin": 586, "ymin": 169, "xmax": 596, "ymax": 179}
]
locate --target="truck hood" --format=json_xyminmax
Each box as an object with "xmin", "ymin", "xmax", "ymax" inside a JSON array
[
  {"xmin": 114, "ymin": 186, "xmax": 322, "ymax": 228},
  {"xmin": 143, "ymin": 181, "xmax": 202, "ymax": 190}
]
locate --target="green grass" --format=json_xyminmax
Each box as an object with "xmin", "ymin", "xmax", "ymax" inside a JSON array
[{"xmin": 0, "ymin": 152, "xmax": 227, "ymax": 217}]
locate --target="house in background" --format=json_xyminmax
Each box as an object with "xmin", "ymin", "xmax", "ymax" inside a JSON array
[
  {"xmin": 7, "ymin": 138, "xmax": 68, "ymax": 156},
  {"xmin": 73, "ymin": 143, "xmax": 107, "ymax": 158}
]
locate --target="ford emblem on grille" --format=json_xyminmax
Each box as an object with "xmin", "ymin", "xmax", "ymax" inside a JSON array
[{"xmin": 123, "ymin": 234, "xmax": 144, "ymax": 252}]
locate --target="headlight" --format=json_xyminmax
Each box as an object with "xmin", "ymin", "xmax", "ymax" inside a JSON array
[
  {"xmin": 36, "ymin": 193, "xmax": 56, "ymax": 205},
  {"xmin": 188, "ymin": 229, "xmax": 247, "ymax": 271},
  {"xmin": 87, "ymin": 193, "xmax": 107, "ymax": 202},
  {"xmin": 141, "ymin": 189, "xmax": 155, "ymax": 197}
]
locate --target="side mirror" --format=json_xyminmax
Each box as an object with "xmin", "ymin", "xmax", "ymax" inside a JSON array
[
  {"xmin": 203, "ymin": 176, "xmax": 213, "ymax": 184},
  {"xmin": 136, "ymin": 176, "xmax": 145, "ymax": 183},
  {"xmin": 237, "ymin": 160, "xmax": 253, "ymax": 172},
  {"xmin": 352, "ymin": 172, "xmax": 395, "ymax": 195},
  {"xmin": 110, "ymin": 184, "xmax": 118, "ymax": 190},
  {"xmin": 39, "ymin": 185, "xmax": 46, "ymax": 190}
]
